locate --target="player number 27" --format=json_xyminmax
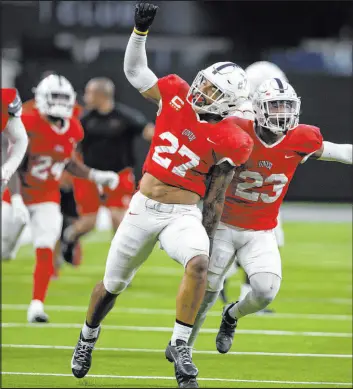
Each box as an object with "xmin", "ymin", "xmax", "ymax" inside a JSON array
[
  {"xmin": 235, "ymin": 170, "xmax": 288, "ymax": 203},
  {"xmin": 31, "ymin": 156, "xmax": 66, "ymax": 181},
  {"xmin": 152, "ymin": 131, "xmax": 200, "ymax": 177}
]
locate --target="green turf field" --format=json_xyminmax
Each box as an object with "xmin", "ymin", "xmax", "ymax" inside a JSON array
[{"xmin": 2, "ymin": 222, "xmax": 352, "ymax": 388}]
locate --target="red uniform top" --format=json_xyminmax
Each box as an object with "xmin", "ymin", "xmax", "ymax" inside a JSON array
[
  {"xmin": 221, "ymin": 117, "xmax": 323, "ymax": 230},
  {"xmin": 15, "ymin": 110, "xmax": 84, "ymax": 205},
  {"xmin": 1, "ymin": 88, "xmax": 21, "ymax": 132},
  {"xmin": 142, "ymin": 75, "xmax": 253, "ymax": 197}
]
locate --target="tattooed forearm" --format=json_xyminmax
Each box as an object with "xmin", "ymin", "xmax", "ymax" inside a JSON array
[
  {"xmin": 202, "ymin": 161, "xmax": 235, "ymax": 249},
  {"xmin": 65, "ymin": 158, "xmax": 91, "ymax": 179}
]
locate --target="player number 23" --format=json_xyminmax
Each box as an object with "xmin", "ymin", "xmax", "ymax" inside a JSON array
[
  {"xmin": 235, "ymin": 170, "xmax": 288, "ymax": 203},
  {"xmin": 152, "ymin": 131, "xmax": 200, "ymax": 177},
  {"xmin": 31, "ymin": 156, "xmax": 66, "ymax": 181}
]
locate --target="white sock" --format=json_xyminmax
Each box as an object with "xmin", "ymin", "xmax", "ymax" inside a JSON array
[
  {"xmin": 171, "ymin": 321, "xmax": 193, "ymax": 346},
  {"xmin": 82, "ymin": 321, "xmax": 100, "ymax": 340},
  {"xmin": 239, "ymin": 282, "xmax": 252, "ymax": 301}
]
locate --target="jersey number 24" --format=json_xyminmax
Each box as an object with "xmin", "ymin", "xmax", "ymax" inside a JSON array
[{"xmin": 152, "ymin": 131, "xmax": 200, "ymax": 177}]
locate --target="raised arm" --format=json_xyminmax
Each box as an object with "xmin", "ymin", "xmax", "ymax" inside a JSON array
[
  {"xmin": 1, "ymin": 116, "xmax": 28, "ymax": 193},
  {"xmin": 310, "ymin": 141, "xmax": 352, "ymax": 165},
  {"xmin": 124, "ymin": 3, "xmax": 161, "ymax": 105},
  {"xmin": 202, "ymin": 161, "xmax": 235, "ymax": 254}
]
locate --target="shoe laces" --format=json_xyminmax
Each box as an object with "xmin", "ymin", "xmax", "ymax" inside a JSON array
[
  {"xmin": 175, "ymin": 344, "xmax": 194, "ymax": 366},
  {"xmin": 75, "ymin": 339, "xmax": 95, "ymax": 364},
  {"xmin": 220, "ymin": 312, "xmax": 237, "ymax": 336}
]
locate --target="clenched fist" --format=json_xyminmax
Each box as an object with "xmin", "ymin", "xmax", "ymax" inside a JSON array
[{"xmin": 134, "ymin": 3, "xmax": 159, "ymax": 33}]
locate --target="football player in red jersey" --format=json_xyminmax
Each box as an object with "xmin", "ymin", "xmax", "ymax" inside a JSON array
[
  {"xmin": 219, "ymin": 61, "xmax": 289, "ymax": 309},
  {"xmin": 71, "ymin": 3, "xmax": 253, "ymax": 387},
  {"xmin": 187, "ymin": 78, "xmax": 352, "ymax": 354},
  {"xmin": 1, "ymin": 75, "xmax": 119, "ymax": 323}
]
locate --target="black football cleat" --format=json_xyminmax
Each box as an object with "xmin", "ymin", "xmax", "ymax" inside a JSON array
[
  {"xmin": 173, "ymin": 363, "xmax": 199, "ymax": 388},
  {"xmin": 71, "ymin": 330, "xmax": 100, "ymax": 378},
  {"xmin": 165, "ymin": 340, "xmax": 198, "ymax": 388},
  {"xmin": 216, "ymin": 302, "xmax": 238, "ymax": 354}
]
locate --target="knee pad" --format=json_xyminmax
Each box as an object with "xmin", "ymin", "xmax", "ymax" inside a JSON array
[
  {"xmin": 206, "ymin": 270, "xmax": 226, "ymax": 293},
  {"xmin": 249, "ymin": 272, "xmax": 281, "ymax": 305}
]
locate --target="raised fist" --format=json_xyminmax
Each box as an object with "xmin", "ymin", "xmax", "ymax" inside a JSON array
[{"xmin": 134, "ymin": 3, "xmax": 159, "ymax": 33}]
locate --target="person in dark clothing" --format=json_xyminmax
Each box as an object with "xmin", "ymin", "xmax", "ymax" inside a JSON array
[{"xmin": 61, "ymin": 77, "xmax": 154, "ymax": 263}]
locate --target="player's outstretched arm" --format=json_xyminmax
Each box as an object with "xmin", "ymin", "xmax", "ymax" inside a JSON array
[
  {"xmin": 1, "ymin": 116, "xmax": 28, "ymax": 193},
  {"xmin": 310, "ymin": 141, "xmax": 352, "ymax": 164},
  {"xmin": 65, "ymin": 157, "xmax": 120, "ymax": 190},
  {"xmin": 202, "ymin": 161, "xmax": 235, "ymax": 254},
  {"xmin": 124, "ymin": 3, "xmax": 161, "ymax": 105}
]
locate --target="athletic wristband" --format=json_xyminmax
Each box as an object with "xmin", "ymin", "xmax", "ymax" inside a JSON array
[{"xmin": 133, "ymin": 27, "xmax": 149, "ymax": 36}]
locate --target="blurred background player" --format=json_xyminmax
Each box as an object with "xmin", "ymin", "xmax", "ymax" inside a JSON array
[
  {"xmin": 1, "ymin": 88, "xmax": 30, "ymax": 260},
  {"xmin": 21, "ymin": 70, "xmax": 84, "ymax": 274},
  {"xmin": 60, "ymin": 77, "xmax": 155, "ymax": 265},
  {"xmin": 219, "ymin": 61, "xmax": 288, "ymax": 312},
  {"xmin": 1, "ymin": 74, "xmax": 119, "ymax": 323}
]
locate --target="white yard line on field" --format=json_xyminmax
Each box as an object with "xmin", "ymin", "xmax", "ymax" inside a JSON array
[
  {"xmin": 1, "ymin": 372, "xmax": 352, "ymax": 386},
  {"xmin": 2, "ymin": 304, "xmax": 352, "ymax": 321},
  {"xmin": 1, "ymin": 323, "xmax": 351, "ymax": 338},
  {"xmin": 2, "ymin": 344, "xmax": 352, "ymax": 359}
]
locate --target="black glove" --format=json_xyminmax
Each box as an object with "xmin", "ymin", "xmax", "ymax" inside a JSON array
[{"xmin": 134, "ymin": 2, "xmax": 159, "ymax": 33}]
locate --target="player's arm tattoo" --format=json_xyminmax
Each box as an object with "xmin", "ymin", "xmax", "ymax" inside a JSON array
[
  {"xmin": 202, "ymin": 161, "xmax": 235, "ymax": 254},
  {"xmin": 65, "ymin": 157, "xmax": 91, "ymax": 179}
]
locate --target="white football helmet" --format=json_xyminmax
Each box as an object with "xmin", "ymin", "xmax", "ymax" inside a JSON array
[
  {"xmin": 245, "ymin": 61, "xmax": 288, "ymax": 97},
  {"xmin": 253, "ymin": 78, "xmax": 301, "ymax": 134},
  {"xmin": 34, "ymin": 74, "xmax": 76, "ymax": 119},
  {"xmin": 187, "ymin": 62, "xmax": 250, "ymax": 117}
]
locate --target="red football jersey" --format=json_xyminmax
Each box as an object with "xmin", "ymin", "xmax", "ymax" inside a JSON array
[
  {"xmin": 19, "ymin": 110, "xmax": 84, "ymax": 204},
  {"xmin": 221, "ymin": 117, "xmax": 323, "ymax": 230},
  {"xmin": 1, "ymin": 88, "xmax": 19, "ymax": 132},
  {"xmin": 142, "ymin": 75, "xmax": 253, "ymax": 197}
]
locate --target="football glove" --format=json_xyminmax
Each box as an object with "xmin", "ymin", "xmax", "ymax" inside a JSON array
[
  {"xmin": 11, "ymin": 194, "xmax": 30, "ymax": 225},
  {"xmin": 134, "ymin": 2, "xmax": 159, "ymax": 33},
  {"xmin": 88, "ymin": 169, "xmax": 119, "ymax": 191}
]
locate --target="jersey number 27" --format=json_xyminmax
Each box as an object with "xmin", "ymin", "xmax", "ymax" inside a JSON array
[{"xmin": 152, "ymin": 131, "xmax": 200, "ymax": 177}]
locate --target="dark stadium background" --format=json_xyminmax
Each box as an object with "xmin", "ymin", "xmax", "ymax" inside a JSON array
[{"xmin": 1, "ymin": 0, "xmax": 352, "ymax": 202}]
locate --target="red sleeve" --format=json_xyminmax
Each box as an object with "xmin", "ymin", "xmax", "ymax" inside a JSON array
[
  {"xmin": 213, "ymin": 124, "xmax": 254, "ymax": 166},
  {"xmin": 291, "ymin": 125, "xmax": 323, "ymax": 155},
  {"xmin": 157, "ymin": 74, "xmax": 189, "ymax": 100}
]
